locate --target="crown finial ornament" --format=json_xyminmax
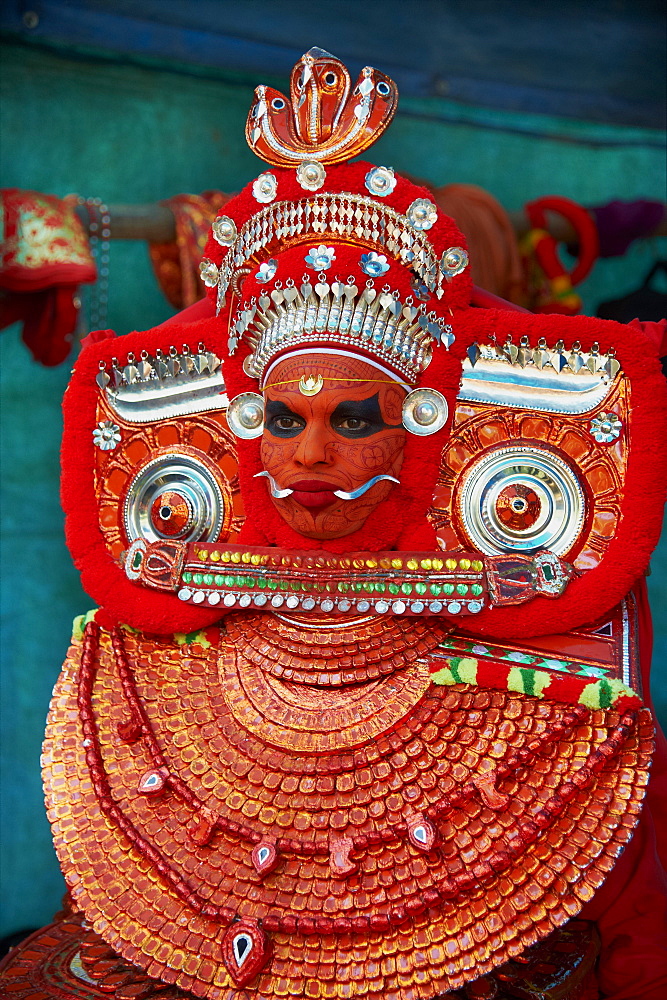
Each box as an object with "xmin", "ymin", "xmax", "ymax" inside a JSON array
[{"xmin": 246, "ymin": 46, "xmax": 399, "ymax": 166}]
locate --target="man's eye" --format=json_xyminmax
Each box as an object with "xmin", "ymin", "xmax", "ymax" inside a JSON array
[
  {"xmin": 269, "ymin": 415, "xmax": 304, "ymax": 432},
  {"xmin": 276, "ymin": 416, "xmax": 301, "ymax": 429},
  {"xmin": 335, "ymin": 417, "xmax": 369, "ymax": 431}
]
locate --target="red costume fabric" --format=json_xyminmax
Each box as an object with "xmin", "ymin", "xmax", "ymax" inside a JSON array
[{"xmin": 0, "ymin": 188, "xmax": 97, "ymax": 365}]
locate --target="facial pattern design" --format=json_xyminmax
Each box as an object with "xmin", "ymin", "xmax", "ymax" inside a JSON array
[{"xmin": 260, "ymin": 353, "xmax": 406, "ymax": 539}]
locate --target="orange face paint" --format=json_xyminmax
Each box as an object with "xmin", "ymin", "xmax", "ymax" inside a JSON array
[{"xmin": 260, "ymin": 353, "xmax": 407, "ymax": 539}]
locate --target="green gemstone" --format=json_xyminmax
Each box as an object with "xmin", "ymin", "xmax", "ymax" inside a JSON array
[
  {"xmin": 257, "ymin": 577, "xmax": 267, "ymax": 588},
  {"xmin": 338, "ymin": 581, "xmax": 349, "ymax": 593},
  {"xmin": 362, "ymin": 582, "xmax": 374, "ymax": 592},
  {"xmin": 193, "ymin": 573, "xmax": 203, "ymax": 585},
  {"xmin": 401, "ymin": 582, "xmax": 413, "ymax": 595},
  {"xmin": 203, "ymin": 574, "xmax": 213, "ymax": 585},
  {"xmin": 415, "ymin": 582, "xmax": 427, "ymax": 594},
  {"xmin": 132, "ymin": 551, "xmax": 143, "ymax": 570},
  {"xmin": 456, "ymin": 583, "xmax": 468, "ymax": 596},
  {"xmin": 389, "ymin": 583, "xmax": 400, "ymax": 595},
  {"xmin": 374, "ymin": 581, "xmax": 386, "ymax": 593},
  {"xmin": 224, "ymin": 574, "xmax": 235, "ymax": 587},
  {"xmin": 471, "ymin": 584, "xmax": 483, "ymax": 596},
  {"xmin": 182, "ymin": 571, "xmax": 192, "ymax": 583},
  {"xmin": 214, "ymin": 574, "xmax": 224, "ymax": 586},
  {"xmin": 267, "ymin": 579, "xmax": 278, "ymax": 590},
  {"xmin": 443, "ymin": 583, "xmax": 454, "ymax": 595},
  {"xmin": 429, "ymin": 584, "xmax": 441, "ymax": 596}
]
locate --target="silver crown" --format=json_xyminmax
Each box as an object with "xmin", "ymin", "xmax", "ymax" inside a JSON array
[
  {"xmin": 231, "ymin": 279, "xmax": 455, "ymax": 384},
  {"xmin": 203, "ymin": 193, "xmax": 469, "ymax": 313}
]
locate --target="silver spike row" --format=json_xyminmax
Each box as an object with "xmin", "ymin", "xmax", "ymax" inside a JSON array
[
  {"xmin": 212, "ymin": 193, "xmax": 457, "ymax": 315},
  {"xmin": 96, "ymin": 345, "xmax": 222, "ymax": 389},
  {"xmin": 466, "ymin": 337, "xmax": 622, "ymax": 379},
  {"xmin": 237, "ymin": 285, "xmax": 445, "ymax": 383}
]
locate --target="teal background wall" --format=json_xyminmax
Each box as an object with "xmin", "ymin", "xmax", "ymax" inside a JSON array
[{"xmin": 1, "ymin": 38, "xmax": 666, "ymax": 937}]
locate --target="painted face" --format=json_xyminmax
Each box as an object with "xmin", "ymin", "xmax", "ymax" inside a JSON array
[{"xmin": 260, "ymin": 353, "xmax": 407, "ymax": 539}]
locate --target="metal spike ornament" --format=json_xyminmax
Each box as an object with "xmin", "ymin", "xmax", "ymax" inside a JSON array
[{"xmin": 201, "ymin": 47, "xmax": 475, "ymax": 401}]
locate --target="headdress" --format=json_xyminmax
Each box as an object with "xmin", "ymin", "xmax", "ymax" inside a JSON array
[{"xmin": 200, "ymin": 47, "xmax": 472, "ymax": 438}]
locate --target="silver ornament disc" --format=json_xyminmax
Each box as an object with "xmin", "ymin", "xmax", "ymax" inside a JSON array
[
  {"xmin": 226, "ymin": 392, "xmax": 264, "ymax": 440},
  {"xmin": 402, "ymin": 388, "xmax": 449, "ymax": 436},
  {"xmin": 459, "ymin": 445, "xmax": 585, "ymax": 556}
]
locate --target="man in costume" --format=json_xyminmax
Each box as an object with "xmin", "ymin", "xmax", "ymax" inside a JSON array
[{"xmin": 2, "ymin": 48, "xmax": 667, "ymax": 1000}]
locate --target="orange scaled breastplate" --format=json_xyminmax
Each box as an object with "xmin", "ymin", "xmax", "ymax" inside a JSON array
[{"xmin": 43, "ymin": 611, "xmax": 653, "ymax": 1000}]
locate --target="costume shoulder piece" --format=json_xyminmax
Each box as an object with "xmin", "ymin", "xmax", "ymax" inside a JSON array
[{"xmin": 6, "ymin": 45, "xmax": 666, "ymax": 1000}]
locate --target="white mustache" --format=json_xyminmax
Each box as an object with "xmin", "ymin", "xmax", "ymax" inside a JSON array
[{"xmin": 254, "ymin": 471, "xmax": 400, "ymax": 500}]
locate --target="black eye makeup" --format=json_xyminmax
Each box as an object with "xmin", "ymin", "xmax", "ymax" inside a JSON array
[
  {"xmin": 264, "ymin": 394, "xmax": 402, "ymax": 440},
  {"xmin": 265, "ymin": 400, "xmax": 306, "ymax": 438},
  {"xmin": 330, "ymin": 394, "xmax": 399, "ymax": 438}
]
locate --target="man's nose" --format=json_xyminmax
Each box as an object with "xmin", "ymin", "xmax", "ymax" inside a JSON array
[{"xmin": 294, "ymin": 421, "xmax": 331, "ymax": 467}]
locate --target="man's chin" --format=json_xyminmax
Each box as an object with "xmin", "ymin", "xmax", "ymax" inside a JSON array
[{"xmin": 271, "ymin": 495, "xmax": 369, "ymax": 540}]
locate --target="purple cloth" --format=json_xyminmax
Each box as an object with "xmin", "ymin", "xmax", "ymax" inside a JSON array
[{"xmin": 591, "ymin": 199, "xmax": 665, "ymax": 258}]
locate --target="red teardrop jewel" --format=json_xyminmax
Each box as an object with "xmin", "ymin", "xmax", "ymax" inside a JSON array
[
  {"xmin": 137, "ymin": 768, "xmax": 169, "ymax": 797},
  {"xmin": 407, "ymin": 813, "xmax": 437, "ymax": 851},
  {"xmin": 252, "ymin": 840, "xmax": 279, "ymax": 876},
  {"xmin": 221, "ymin": 918, "xmax": 272, "ymax": 986}
]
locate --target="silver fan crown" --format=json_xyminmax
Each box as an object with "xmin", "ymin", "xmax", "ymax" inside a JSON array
[{"xmin": 230, "ymin": 278, "xmax": 454, "ymax": 386}]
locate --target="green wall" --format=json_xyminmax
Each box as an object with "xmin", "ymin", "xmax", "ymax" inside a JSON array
[{"xmin": 1, "ymin": 40, "xmax": 665, "ymax": 936}]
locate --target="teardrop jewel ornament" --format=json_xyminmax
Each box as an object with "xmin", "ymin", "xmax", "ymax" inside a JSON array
[
  {"xmin": 137, "ymin": 767, "xmax": 169, "ymax": 797},
  {"xmin": 221, "ymin": 918, "xmax": 272, "ymax": 987},
  {"xmin": 407, "ymin": 813, "xmax": 437, "ymax": 851},
  {"xmin": 251, "ymin": 840, "xmax": 279, "ymax": 876}
]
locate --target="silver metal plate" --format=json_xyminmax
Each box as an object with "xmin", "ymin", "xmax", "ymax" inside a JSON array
[
  {"xmin": 106, "ymin": 373, "xmax": 228, "ymax": 423},
  {"xmin": 123, "ymin": 455, "xmax": 225, "ymax": 544},
  {"xmin": 459, "ymin": 445, "xmax": 586, "ymax": 556},
  {"xmin": 459, "ymin": 357, "xmax": 617, "ymax": 415}
]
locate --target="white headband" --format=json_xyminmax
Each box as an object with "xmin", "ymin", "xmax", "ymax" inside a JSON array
[{"xmin": 261, "ymin": 347, "xmax": 412, "ymax": 392}]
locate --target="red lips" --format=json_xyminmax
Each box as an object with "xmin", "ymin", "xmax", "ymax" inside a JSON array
[{"xmin": 288, "ymin": 479, "xmax": 339, "ymax": 508}]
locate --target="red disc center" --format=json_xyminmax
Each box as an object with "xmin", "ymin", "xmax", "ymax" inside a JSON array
[
  {"xmin": 150, "ymin": 491, "xmax": 192, "ymax": 536},
  {"xmin": 495, "ymin": 484, "xmax": 541, "ymax": 531}
]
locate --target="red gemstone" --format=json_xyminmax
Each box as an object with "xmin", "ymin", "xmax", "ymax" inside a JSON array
[
  {"xmin": 251, "ymin": 841, "xmax": 279, "ymax": 876},
  {"xmin": 221, "ymin": 918, "xmax": 272, "ymax": 987},
  {"xmin": 137, "ymin": 768, "xmax": 169, "ymax": 797},
  {"xmin": 407, "ymin": 813, "xmax": 437, "ymax": 851}
]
